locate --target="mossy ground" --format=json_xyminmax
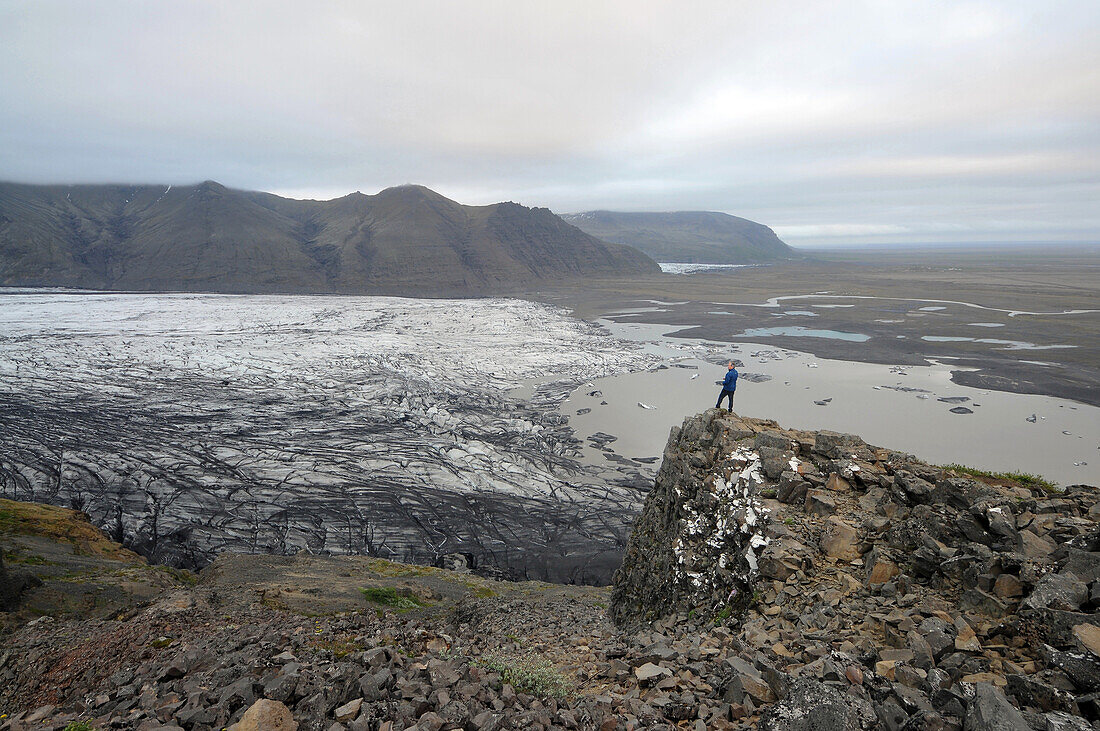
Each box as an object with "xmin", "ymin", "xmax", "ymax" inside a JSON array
[
  {"xmin": 940, "ymin": 464, "xmax": 1058, "ymax": 492},
  {"xmin": 0, "ymin": 498, "xmax": 142, "ymax": 562}
]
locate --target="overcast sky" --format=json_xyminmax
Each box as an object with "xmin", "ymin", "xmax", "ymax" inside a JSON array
[{"xmin": 2, "ymin": 1, "xmax": 1097, "ymax": 246}]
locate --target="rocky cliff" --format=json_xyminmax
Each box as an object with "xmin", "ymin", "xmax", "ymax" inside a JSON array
[
  {"xmin": 2, "ymin": 412, "xmax": 1099, "ymax": 730},
  {"xmin": 560, "ymin": 210, "xmax": 794, "ymax": 264},
  {"xmin": 0, "ymin": 182, "xmax": 660, "ymax": 294}
]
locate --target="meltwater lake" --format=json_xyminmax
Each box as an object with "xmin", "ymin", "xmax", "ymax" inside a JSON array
[{"xmin": 553, "ymin": 320, "xmax": 1100, "ymax": 487}]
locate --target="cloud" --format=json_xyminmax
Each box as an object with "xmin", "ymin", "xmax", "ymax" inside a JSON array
[{"xmin": 1, "ymin": 0, "xmax": 1097, "ymax": 245}]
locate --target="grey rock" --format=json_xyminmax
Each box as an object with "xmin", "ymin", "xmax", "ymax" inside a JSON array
[
  {"xmin": 1005, "ymin": 674, "xmax": 1077, "ymax": 713},
  {"xmin": 635, "ymin": 663, "xmax": 673, "ymax": 685},
  {"xmin": 1023, "ymin": 573, "xmax": 1089, "ymax": 612},
  {"xmin": 756, "ymin": 431, "xmax": 793, "ymax": 451},
  {"xmin": 813, "ymin": 431, "xmax": 865, "ymax": 459},
  {"xmin": 964, "ymin": 683, "xmax": 1029, "ymax": 731},
  {"xmin": 777, "ymin": 471, "xmax": 809, "ymax": 505},
  {"xmin": 759, "ymin": 678, "xmax": 878, "ymax": 730},
  {"xmin": 0, "ymin": 553, "xmax": 42, "ymax": 610},
  {"xmin": 875, "ymin": 699, "xmax": 908, "ymax": 731},
  {"xmin": 1040, "ymin": 645, "xmax": 1100, "ymax": 693},
  {"xmin": 1039, "ymin": 711, "xmax": 1093, "ymax": 730},
  {"xmin": 1061, "ymin": 550, "xmax": 1100, "ymax": 584},
  {"xmin": 805, "ymin": 491, "xmax": 837, "ymax": 517}
]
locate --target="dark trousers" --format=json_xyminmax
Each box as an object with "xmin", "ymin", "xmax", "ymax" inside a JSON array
[{"xmin": 716, "ymin": 389, "xmax": 735, "ymax": 411}]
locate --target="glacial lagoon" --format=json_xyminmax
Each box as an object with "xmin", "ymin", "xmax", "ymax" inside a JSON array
[{"xmin": 557, "ymin": 320, "xmax": 1100, "ymax": 487}]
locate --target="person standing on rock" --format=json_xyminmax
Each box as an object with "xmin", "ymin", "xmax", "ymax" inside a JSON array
[{"xmin": 715, "ymin": 361, "xmax": 738, "ymax": 413}]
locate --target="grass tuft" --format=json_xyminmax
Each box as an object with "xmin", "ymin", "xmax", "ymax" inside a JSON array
[
  {"xmin": 62, "ymin": 721, "xmax": 96, "ymax": 731},
  {"xmin": 940, "ymin": 464, "xmax": 1058, "ymax": 491},
  {"xmin": 479, "ymin": 652, "xmax": 573, "ymax": 699}
]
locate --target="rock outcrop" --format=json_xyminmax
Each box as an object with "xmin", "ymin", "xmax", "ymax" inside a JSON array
[{"xmin": 610, "ymin": 410, "xmax": 771, "ymax": 624}]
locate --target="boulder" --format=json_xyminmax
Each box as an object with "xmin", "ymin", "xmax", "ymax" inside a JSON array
[
  {"xmin": 813, "ymin": 431, "xmax": 865, "ymax": 459},
  {"xmin": 777, "ymin": 471, "xmax": 809, "ymax": 505},
  {"xmin": 1073, "ymin": 623, "xmax": 1100, "ymax": 658},
  {"xmin": 805, "ymin": 491, "xmax": 837, "ymax": 517},
  {"xmin": 820, "ymin": 518, "xmax": 861, "ymax": 562},
  {"xmin": 964, "ymin": 683, "xmax": 1029, "ymax": 731},
  {"xmin": 1018, "ymin": 531, "xmax": 1057, "ymax": 559},
  {"xmin": 0, "ymin": 552, "xmax": 42, "ymax": 610},
  {"xmin": 634, "ymin": 663, "xmax": 672, "ymax": 686},
  {"xmin": 228, "ymin": 699, "xmax": 297, "ymax": 731},
  {"xmin": 759, "ymin": 677, "xmax": 877, "ymax": 730},
  {"xmin": 1023, "ymin": 573, "xmax": 1089, "ymax": 612},
  {"xmin": 1061, "ymin": 549, "xmax": 1100, "ymax": 583},
  {"xmin": 756, "ymin": 430, "xmax": 793, "ymax": 451},
  {"xmin": 1040, "ymin": 645, "xmax": 1100, "ymax": 692}
]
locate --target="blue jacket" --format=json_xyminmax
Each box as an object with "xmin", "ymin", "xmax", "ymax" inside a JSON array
[{"xmin": 722, "ymin": 369, "xmax": 738, "ymax": 391}]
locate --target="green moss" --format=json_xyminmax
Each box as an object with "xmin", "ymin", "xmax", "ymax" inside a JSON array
[
  {"xmin": 359, "ymin": 586, "xmax": 424, "ymax": 609},
  {"xmin": 469, "ymin": 585, "xmax": 496, "ymax": 598},
  {"xmin": 154, "ymin": 564, "xmax": 198, "ymax": 585}
]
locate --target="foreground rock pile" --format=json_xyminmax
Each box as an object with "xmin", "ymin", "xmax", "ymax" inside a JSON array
[
  {"xmin": 613, "ymin": 409, "xmax": 1100, "ymax": 728},
  {"xmin": 1, "ymin": 410, "xmax": 1098, "ymax": 730}
]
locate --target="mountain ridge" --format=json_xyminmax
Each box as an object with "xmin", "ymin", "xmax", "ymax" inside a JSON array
[
  {"xmin": 561, "ymin": 209, "xmax": 795, "ymax": 264},
  {"xmin": 0, "ymin": 181, "xmax": 660, "ymax": 294}
]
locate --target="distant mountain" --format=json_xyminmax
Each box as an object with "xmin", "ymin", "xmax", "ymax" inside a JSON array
[
  {"xmin": 560, "ymin": 210, "xmax": 794, "ymax": 264},
  {"xmin": 0, "ymin": 182, "xmax": 659, "ymax": 294}
]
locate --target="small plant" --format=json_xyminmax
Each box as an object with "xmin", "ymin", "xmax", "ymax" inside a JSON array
[
  {"xmin": 63, "ymin": 721, "xmax": 96, "ymax": 731},
  {"xmin": 713, "ymin": 606, "xmax": 733, "ymax": 624},
  {"xmin": 479, "ymin": 652, "xmax": 573, "ymax": 699},
  {"xmin": 783, "ymin": 517, "xmax": 795, "ymax": 526},
  {"xmin": 359, "ymin": 586, "xmax": 424, "ymax": 610},
  {"xmin": 311, "ymin": 634, "xmax": 364, "ymax": 658},
  {"xmin": 760, "ymin": 488, "xmax": 777, "ymax": 498}
]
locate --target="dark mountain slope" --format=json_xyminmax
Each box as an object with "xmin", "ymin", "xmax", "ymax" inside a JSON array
[
  {"xmin": 560, "ymin": 209, "xmax": 794, "ymax": 264},
  {"xmin": 0, "ymin": 182, "xmax": 659, "ymax": 293}
]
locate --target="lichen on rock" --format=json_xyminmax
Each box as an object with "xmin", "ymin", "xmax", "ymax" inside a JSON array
[{"xmin": 609, "ymin": 409, "xmax": 772, "ymax": 624}]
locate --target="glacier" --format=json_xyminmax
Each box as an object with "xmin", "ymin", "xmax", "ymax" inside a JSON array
[{"xmin": 0, "ymin": 291, "xmax": 660, "ymax": 583}]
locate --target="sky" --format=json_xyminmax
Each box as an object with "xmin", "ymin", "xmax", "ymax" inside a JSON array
[{"xmin": 1, "ymin": 1, "xmax": 1098, "ymax": 247}]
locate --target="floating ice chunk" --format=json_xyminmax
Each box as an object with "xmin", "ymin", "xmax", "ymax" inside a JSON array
[
  {"xmin": 690, "ymin": 373, "xmax": 699, "ymax": 379},
  {"xmin": 637, "ymin": 401, "xmax": 656, "ymax": 410},
  {"xmin": 1026, "ymin": 414, "xmax": 1037, "ymax": 423}
]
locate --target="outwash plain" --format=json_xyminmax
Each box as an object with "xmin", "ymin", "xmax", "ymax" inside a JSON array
[{"xmin": 541, "ymin": 245, "xmax": 1100, "ymax": 409}]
